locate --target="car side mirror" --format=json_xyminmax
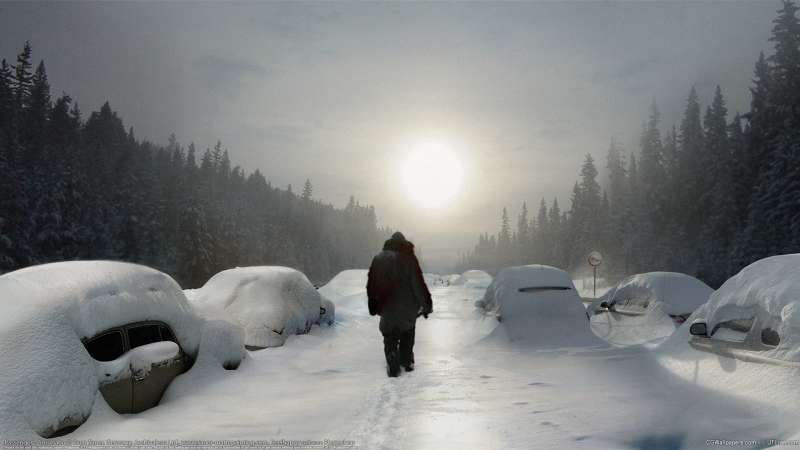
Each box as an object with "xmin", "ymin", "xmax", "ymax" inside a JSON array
[{"xmin": 689, "ymin": 320, "xmax": 708, "ymax": 337}]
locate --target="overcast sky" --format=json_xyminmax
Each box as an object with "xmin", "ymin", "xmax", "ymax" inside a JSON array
[{"xmin": 1, "ymin": 1, "xmax": 778, "ymax": 270}]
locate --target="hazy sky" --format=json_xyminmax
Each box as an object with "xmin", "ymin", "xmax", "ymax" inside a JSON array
[{"xmin": 1, "ymin": 1, "xmax": 778, "ymax": 270}]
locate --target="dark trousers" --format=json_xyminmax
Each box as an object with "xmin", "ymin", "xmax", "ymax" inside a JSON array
[{"xmin": 383, "ymin": 326, "xmax": 415, "ymax": 368}]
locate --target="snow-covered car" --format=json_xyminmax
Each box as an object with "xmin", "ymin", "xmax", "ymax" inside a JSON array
[
  {"xmin": 587, "ymin": 272, "xmax": 713, "ymax": 324},
  {"xmin": 0, "ymin": 261, "xmax": 244, "ymax": 439},
  {"xmin": 587, "ymin": 272, "xmax": 713, "ymax": 346},
  {"xmin": 189, "ymin": 266, "xmax": 326, "ymax": 349},
  {"xmin": 451, "ymin": 270, "xmax": 493, "ymax": 290},
  {"xmin": 687, "ymin": 254, "xmax": 800, "ymax": 364},
  {"xmin": 477, "ymin": 265, "xmax": 598, "ymax": 345}
]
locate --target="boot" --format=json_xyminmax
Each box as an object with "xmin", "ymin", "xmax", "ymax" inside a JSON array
[{"xmin": 386, "ymin": 350, "xmax": 400, "ymax": 377}]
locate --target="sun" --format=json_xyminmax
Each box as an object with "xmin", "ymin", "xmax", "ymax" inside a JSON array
[{"xmin": 400, "ymin": 140, "xmax": 464, "ymax": 210}]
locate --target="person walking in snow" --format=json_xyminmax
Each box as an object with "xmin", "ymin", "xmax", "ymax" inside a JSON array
[{"xmin": 367, "ymin": 231, "xmax": 433, "ymax": 377}]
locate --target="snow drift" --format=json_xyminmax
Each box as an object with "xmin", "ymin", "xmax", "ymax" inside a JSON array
[
  {"xmin": 588, "ymin": 272, "xmax": 713, "ymax": 347},
  {"xmin": 318, "ymin": 270, "xmax": 369, "ymax": 318},
  {"xmin": 189, "ymin": 266, "xmax": 322, "ymax": 348},
  {"xmin": 0, "ymin": 261, "xmax": 216, "ymax": 438},
  {"xmin": 477, "ymin": 265, "xmax": 602, "ymax": 347},
  {"xmin": 318, "ymin": 269, "xmax": 368, "ymax": 300}
]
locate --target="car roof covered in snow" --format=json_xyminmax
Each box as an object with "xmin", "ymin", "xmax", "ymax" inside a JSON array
[
  {"xmin": 602, "ymin": 272, "xmax": 712, "ymax": 316},
  {"xmin": 0, "ymin": 260, "xmax": 201, "ymax": 351},
  {"xmin": 481, "ymin": 264, "xmax": 578, "ymax": 312}
]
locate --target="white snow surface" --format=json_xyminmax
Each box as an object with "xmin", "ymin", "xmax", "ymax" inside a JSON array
[
  {"xmin": 318, "ymin": 269, "xmax": 368, "ymax": 300},
  {"xmin": 9, "ymin": 263, "xmax": 800, "ymax": 449},
  {"xmin": 189, "ymin": 266, "xmax": 321, "ymax": 348},
  {"xmin": 50, "ymin": 266, "xmax": 800, "ymax": 449},
  {"xmin": 0, "ymin": 261, "xmax": 203, "ymax": 438}
]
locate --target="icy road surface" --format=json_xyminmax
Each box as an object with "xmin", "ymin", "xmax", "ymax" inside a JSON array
[{"xmin": 68, "ymin": 278, "xmax": 800, "ymax": 449}]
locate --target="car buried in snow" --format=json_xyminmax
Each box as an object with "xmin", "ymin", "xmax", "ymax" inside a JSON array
[
  {"xmin": 0, "ymin": 261, "xmax": 244, "ymax": 439},
  {"xmin": 187, "ymin": 266, "xmax": 332, "ymax": 350},
  {"xmin": 687, "ymin": 255, "xmax": 800, "ymax": 366},
  {"xmin": 477, "ymin": 265, "xmax": 601, "ymax": 346},
  {"xmin": 586, "ymin": 272, "xmax": 713, "ymax": 346},
  {"xmin": 587, "ymin": 272, "xmax": 713, "ymax": 324}
]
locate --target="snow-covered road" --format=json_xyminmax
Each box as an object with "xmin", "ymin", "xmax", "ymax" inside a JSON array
[{"xmin": 67, "ymin": 277, "xmax": 800, "ymax": 449}]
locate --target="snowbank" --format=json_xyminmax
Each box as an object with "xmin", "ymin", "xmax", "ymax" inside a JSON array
[
  {"xmin": 318, "ymin": 269, "xmax": 368, "ymax": 300},
  {"xmin": 587, "ymin": 272, "xmax": 712, "ymax": 347},
  {"xmin": 450, "ymin": 270, "xmax": 492, "ymax": 289},
  {"xmin": 0, "ymin": 261, "xmax": 204, "ymax": 438},
  {"xmin": 190, "ymin": 266, "xmax": 321, "ymax": 349},
  {"xmin": 318, "ymin": 270, "xmax": 369, "ymax": 318},
  {"xmin": 478, "ymin": 265, "xmax": 601, "ymax": 346}
]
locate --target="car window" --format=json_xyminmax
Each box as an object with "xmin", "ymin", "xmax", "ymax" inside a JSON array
[
  {"xmin": 128, "ymin": 324, "xmax": 162, "ymax": 349},
  {"xmin": 612, "ymin": 294, "xmax": 651, "ymax": 312},
  {"xmin": 159, "ymin": 325, "xmax": 177, "ymax": 344},
  {"xmin": 711, "ymin": 318, "xmax": 754, "ymax": 343},
  {"xmin": 85, "ymin": 330, "xmax": 125, "ymax": 362},
  {"xmin": 517, "ymin": 286, "xmax": 571, "ymax": 293}
]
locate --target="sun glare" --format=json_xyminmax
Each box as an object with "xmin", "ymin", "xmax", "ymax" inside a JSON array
[{"xmin": 401, "ymin": 140, "xmax": 464, "ymax": 210}]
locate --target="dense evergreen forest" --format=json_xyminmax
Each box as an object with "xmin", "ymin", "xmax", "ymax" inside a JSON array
[
  {"xmin": 0, "ymin": 43, "xmax": 388, "ymax": 287},
  {"xmin": 457, "ymin": 1, "xmax": 800, "ymax": 288}
]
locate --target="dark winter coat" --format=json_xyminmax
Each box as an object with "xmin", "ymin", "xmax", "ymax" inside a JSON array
[{"xmin": 366, "ymin": 233, "xmax": 432, "ymax": 334}]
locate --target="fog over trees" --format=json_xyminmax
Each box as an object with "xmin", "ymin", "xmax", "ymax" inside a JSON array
[
  {"xmin": 457, "ymin": 1, "xmax": 800, "ymax": 288},
  {"xmin": 0, "ymin": 42, "xmax": 388, "ymax": 287},
  {"xmin": 2, "ymin": 3, "xmax": 800, "ymax": 288}
]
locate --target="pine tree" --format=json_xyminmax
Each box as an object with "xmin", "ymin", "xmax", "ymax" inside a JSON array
[
  {"xmin": 516, "ymin": 201, "xmax": 529, "ymax": 257},
  {"xmin": 302, "ymin": 178, "xmax": 313, "ymax": 201},
  {"xmin": 768, "ymin": 0, "xmax": 800, "ymax": 129},
  {"xmin": 0, "ymin": 60, "xmax": 13, "ymax": 154},
  {"xmin": 24, "ymin": 60, "xmax": 50, "ymax": 166},
  {"xmin": 697, "ymin": 86, "xmax": 735, "ymax": 285},
  {"xmin": 498, "ymin": 207, "xmax": 511, "ymax": 257},
  {"xmin": 13, "ymin": 41, "xmax": 33, "ymax": 111}
]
